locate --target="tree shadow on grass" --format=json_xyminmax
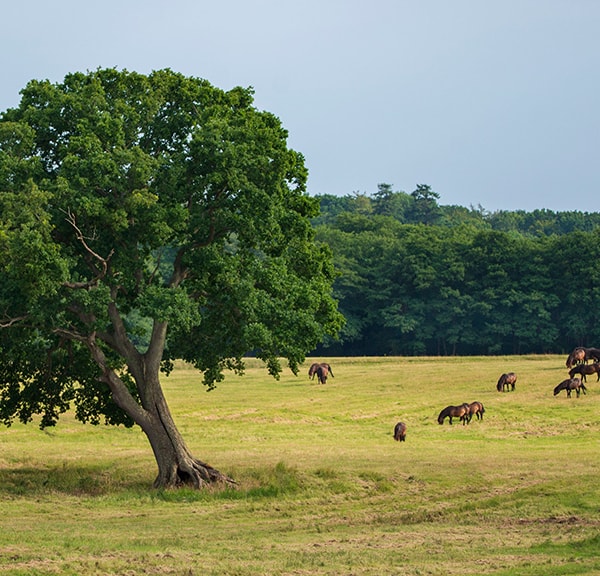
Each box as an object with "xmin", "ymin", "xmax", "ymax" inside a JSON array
[{"xmin": 0, "ymin": 463, "xmax": 149, "ymax": 497}]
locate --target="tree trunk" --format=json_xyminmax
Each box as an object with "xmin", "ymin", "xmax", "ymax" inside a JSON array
[
  {"xmin": 141, "ymin": 386, "xmax": 235, "ymax": 489},
  {"xmin": 87, "ymin": 330, "xmax": 235, "ymax": 489}
]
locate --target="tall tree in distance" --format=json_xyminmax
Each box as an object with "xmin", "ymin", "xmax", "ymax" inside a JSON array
[
  {"xmin": 372, "ymin": 183, "xmax": 411, "ymax": 221},
  {"xmin": 0, "ymin": 69, "xmax": 343, "ymax": 489},
  {"xmin": 407, "ymin": 184, "xmax": 442, "ymax": 225}
]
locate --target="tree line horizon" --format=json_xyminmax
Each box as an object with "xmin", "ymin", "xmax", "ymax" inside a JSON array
[{"xmin": 312, "ymin": 184, "xmax": 600, "ymax": 357}]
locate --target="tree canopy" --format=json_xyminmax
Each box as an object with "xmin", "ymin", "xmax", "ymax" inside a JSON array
[
  {"xmin": 313, "ymin": 186, "xmax": 600, "ymax": 356},
  {"xmin": 0, "ymin": 68, "xmax": 343, "ymax": 488}
]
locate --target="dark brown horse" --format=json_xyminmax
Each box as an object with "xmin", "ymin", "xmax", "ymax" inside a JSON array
[
  {"xmin": 497, "ymin": 372, "xmax": 517, "ymax": 392},
  {"xmin": 566, "ymin": 346, "xmax": 600, "ymax": 368},
  {"xmin": 438, "ymin": 403, "xmax": 470, "ymax": 425},
  {"xmin": 566, "ymin": 347, "xmax": 586, "ymax": 368},
  {"xmin": 308, "ymin": 362, "xmax": 334, "ymax": 381},
  {"xmin": 568, "ymin": 362, "xmax": 600, "ymax": 382},
  {"xmin": 393, "ymin": 422, "xmax": 407, "ymax": 442},
  {"xmin": 314, "ymin": 364, "xmax": 332, "ymax": 385},
  {"xmin": 466, "ymin": 401, "xmax": 485, "ymax": 423},
  {"xmin": 584, "ymin": 347, "xmax": 600, "ymax": 363},
  {"xmin": 554, "ymin": 378, "xmax": 587, "ymax": 398}
]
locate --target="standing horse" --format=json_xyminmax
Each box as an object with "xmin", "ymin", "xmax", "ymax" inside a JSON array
[
  {"xmin": 393, "ymin": 422, "xmax": 407, "ymax": 442},
  {"xmin": 437, "ymin": 404, "xmax": 470, "ymax": 425},
  {"xmin": 568, "ymin": 362, "xmax": 600, "ymax": 382},
  {"xmin": 554, "ymin": 378, "xmax": 587, "ymax": 398},
  {"xmin": 308, "ymin": 362, "xmax": 334, "ymax": 381},
  {"xmin": 497, "ymin": 372, "xmax": 517, "ymax": 392},
  {"xmin": 466, "ymin": 401, "xmax": 485, "ymax": 423}
]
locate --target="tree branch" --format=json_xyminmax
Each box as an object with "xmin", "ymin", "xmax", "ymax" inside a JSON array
[
  {"xmin": 84, "ymin": 331, "xmax": 151, "ymax": 427},
  {"xmin": 52, "ymin": 326, "xmax": 89, "ymax": 343},
  {"xmin": 61, "ymin": 209, "xmax": 115, "ymax": 289},
  {"xmin": 0, "ymin": 314, "xmax": 28, "ymax": 328}
]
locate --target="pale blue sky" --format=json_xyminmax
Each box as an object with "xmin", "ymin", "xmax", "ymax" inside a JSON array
[{"xmin": 2, "ymin": 0, "xmax": 598, "ymax": 212}]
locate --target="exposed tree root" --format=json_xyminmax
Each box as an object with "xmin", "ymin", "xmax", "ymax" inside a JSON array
[{"xmin": 154, "ymin": 456, "xmax": 237, "ymax": 490}]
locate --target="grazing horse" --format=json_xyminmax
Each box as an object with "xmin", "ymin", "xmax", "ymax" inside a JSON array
[
  {"xmin": 584, "ymin": 347, "xmax": 600, "ymax": 363},
  {"xmin": 393, "ymin": 422, "xmax": 407, "ymax": 442},
  {"xmin": 466, "ymin": 401, "xmax": 485, "ymax": 423},
  {"xmin": 554, "ymin": 378, "xmax": 587, "ymax": 398},
  {"xmin": 308, "ymin": 362, "xmax": 334, "ymax": 381},
  {"xmin": 315, "ymin": 364, "xmax": 331, "ymax": 385},
  {"xmin": 497, "ymin": 372, "xmax": 517, "ymax": 392},
  {"xmin": 568, "ymin": 362, "xmax": 600, "ymax": 382},
  {"xmin": 566, "ymin": 347, "xmax": 586, "ymax": 368},
  {"xmin": 437, "ymin": 404, "xmax": 470, "ymax": 425}
]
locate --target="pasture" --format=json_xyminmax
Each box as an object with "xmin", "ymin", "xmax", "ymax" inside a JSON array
[{"xmin": 1, "ymin": 355, "xmax": 599, "ymax": 575}]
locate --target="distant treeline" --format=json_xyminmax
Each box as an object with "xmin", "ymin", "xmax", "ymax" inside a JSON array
[{"xmin": 312, "ymin": 185, "xmax": 600, "ymax": 356}]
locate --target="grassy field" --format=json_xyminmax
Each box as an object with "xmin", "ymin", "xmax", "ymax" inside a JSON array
[{"xmin": 1, "ymin": 355, "xmax": 599, "ymax": 575}]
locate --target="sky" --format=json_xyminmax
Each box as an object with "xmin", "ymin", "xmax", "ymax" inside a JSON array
[{"xmin": 1, "ymin": 0, "xmax": 599, "ymax": 212}]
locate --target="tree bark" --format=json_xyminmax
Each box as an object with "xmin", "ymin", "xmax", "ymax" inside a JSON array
[
  {"xmin": 87, "ymin": 328, "xmax": 235, "ymax": 489},
  {"xmin": 142, "ymin": 383, "xmax": 235, "ymax": 489}
]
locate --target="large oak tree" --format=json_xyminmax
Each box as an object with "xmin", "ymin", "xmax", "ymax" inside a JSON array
[{"xmin": 0, "ymin": 69, "xmax": 342, "ymax": 488}]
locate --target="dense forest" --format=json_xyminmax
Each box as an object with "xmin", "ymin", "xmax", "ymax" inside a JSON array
[{"xmin": 312, "ymin": 184, "xmax": 600, "ymax": 356}]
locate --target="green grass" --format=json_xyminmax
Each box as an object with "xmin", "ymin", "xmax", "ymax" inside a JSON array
[{"xmin": 1, "ymin": 355, "xmax": 600, "ymax": 575}]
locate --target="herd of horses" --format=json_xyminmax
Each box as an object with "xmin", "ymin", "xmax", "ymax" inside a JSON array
[
  {"xmin": 552, "ymin": 346, "xmax": 600, "ymax": 398},
  {"xmin": 311, "ymin": 346, "xmax": 597, "ymax": 442},
  {"xmin": 434, "ymin": 373, "xmax": 517, "ymax": 428},
  {"xmin": 436, "ymin": 347, "xmax": 598, "ymax": 430}
]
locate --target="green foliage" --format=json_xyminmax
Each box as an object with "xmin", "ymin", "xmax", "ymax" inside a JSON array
[
  {"xmin": 314, "ymin": 187, "xmax": 600, "ymax": 356},
  {"xmin": 406, "ymin": 183, "xmax": 442, "ymax": 225},
  {"xmin": 0, "ymin": 68, "xmax": 342, "ymax": 429}
]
